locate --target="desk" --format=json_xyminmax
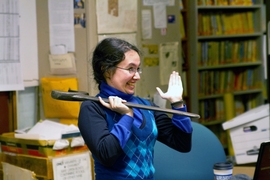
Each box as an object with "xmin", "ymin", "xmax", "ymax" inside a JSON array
[{"xmin": 233, "ymin": 166, "xmax": 255, "ymax": 178}]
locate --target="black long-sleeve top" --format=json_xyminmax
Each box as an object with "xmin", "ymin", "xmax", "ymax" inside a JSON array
[{"xmin": 78, "ymin": 99, "xmax": 192, "ymax": 167}]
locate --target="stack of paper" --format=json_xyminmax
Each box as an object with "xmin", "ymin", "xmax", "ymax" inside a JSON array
[{"xmin": 15, "ymin": 120, "xmax": 80, "ymax": 140}]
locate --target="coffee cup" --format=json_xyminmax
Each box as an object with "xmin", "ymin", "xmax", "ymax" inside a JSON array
[{"xmin": 213, "ymin": 162, "xmax": 233, "ymax": 180}]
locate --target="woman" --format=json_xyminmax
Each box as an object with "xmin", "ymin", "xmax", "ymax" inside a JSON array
[{"xmin": 78, "ymin": 38, "xmax": 193, "ymax": 180}]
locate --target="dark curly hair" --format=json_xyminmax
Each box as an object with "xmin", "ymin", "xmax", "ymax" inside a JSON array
[{"xmin": 92, "ymin": 38, "xmax": 141, "ymax": 89}]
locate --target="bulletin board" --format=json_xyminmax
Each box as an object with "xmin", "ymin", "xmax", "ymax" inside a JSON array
[
  {"xmin": 136, "ymin": 0, "xmax": 182, "ymax": 101},
  {"xmin": 36, "ymin": 0, "xmax": 92, "ymax": 93},
  {"xmin": 35, "ymin": 0, "xmax": 100, "ymax": 125},
  {"xmin": 35, "ymin": 0, "xmax": 183, "ymax": 106}
]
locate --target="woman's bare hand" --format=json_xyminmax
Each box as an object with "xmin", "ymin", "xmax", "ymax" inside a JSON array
[
  {"xmin": 156, "ymin": 71, "xmax": 183, "ymax": 103},
  {"xmin": 99, "ymin": 96, "xmax": 133, "ymax": 116}
]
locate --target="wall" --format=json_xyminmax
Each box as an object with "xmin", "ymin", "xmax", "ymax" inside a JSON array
[
  {"xmin": 16, "ymin": 0, "xmax": 38, "ymax": 130},
  {"xmin": 35, "ymin": 0, "xmax": 99, "ymax": 119}
]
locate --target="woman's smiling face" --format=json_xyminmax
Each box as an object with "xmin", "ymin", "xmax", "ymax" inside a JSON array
[{"xmin": 105, "ymin": 50, "xmax": 141, "ymax": 94}]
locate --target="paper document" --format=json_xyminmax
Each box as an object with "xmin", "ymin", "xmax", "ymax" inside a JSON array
[
  {"xmin": 19, "ymin": 120, "xmax": 80, "ymax": 140},
  {"xmin": 96, "ymin": 0, "xmax": 137, "ymax": 34},
  {"xmin": 52, "ymin": 151, "xmax": 91, "ymax": 180},
  {"xmin": 159, "ymin": 42, "xmax": 179, "ymax": 85},
  {"xmin": 2, "ymin": 162, "xmax": 36, "ymax": 180},
  {"xmin": 48, "ymin": 0, "xmax": 75, "ymax": 52},
  {"xmin": 153, "ymin": 2, "xmax": 167, "ymax": 29},
  {"xmin": 0, "ymin": 0, "xmax": 24, "ymax": 91},
  {"xmin": 141, "ymin": 9, "xmax": 152, "ymax": 39},
  {"xmin": 143, "ymin": 0, "xmax": 174, "ymax": 6}
]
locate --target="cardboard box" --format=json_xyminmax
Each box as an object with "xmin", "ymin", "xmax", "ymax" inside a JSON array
[
  {"xmin": 222, "ymin": 104, "xmax": 269, "ymax": 164},
  {"xmin": 0, "ymin": 151, "xmax": 92, "ymax": 180},
  {"xmin": 0, "ymin": 133, "xmax": 88, "ymax": 157},
  {"xmin": 1, "ymin": 162, "xmax": 37, "ymax": 180},
  {"xmin": 0, "ymin": 152, "xmax": 52, "ymax": 179},
  {"xmin": 233, "ymin": 166, "xmax": 255, "ymax": 177}
]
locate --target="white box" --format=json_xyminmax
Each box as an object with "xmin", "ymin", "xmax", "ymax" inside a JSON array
[{"xmin": 222, "ymin": 104, "xmax": 269, "ymax": 164}]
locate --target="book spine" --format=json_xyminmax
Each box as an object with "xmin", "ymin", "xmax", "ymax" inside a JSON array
[
  {"xmin": 179, "ymin": 13, "xmax": 186, "ymax": 38},
  {"xmin": 223, "ymin": 93, "xmax": 235, "ymax": 156}
]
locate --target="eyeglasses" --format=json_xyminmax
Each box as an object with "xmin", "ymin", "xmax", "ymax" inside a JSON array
[{"xmin": 115, "ymin": 66, "xmax": 142, "ymax": 75}]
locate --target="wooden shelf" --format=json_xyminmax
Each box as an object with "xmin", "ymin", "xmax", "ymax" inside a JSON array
[{"xmin": 186, "ymin": 0, "xmax": 265, "ymax": 152}]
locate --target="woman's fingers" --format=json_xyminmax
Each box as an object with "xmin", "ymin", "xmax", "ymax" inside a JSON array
[{"xmin": 99, "ymin": 96, "xmax": 130, "ymax": 114}]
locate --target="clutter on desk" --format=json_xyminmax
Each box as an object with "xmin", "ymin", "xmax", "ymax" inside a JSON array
[
  {"xmin": 222, "ymin": 104, "xmax": 269, "ymax": 164},
  {"xmin": 41, "ymin": 77, "xmax": 80, "ymax": 119},
  {"xmin": 0, "ymin": 120, "xmax": 87, "ymax": 158}
]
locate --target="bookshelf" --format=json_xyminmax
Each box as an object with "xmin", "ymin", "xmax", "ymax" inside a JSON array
[
  {"xmin": 179, "ymin": 0, "xmax": 191, "ymax": 108},
  {"xmin": 187, "ymin": 0, "xmax": 265, "ymax": 150}
]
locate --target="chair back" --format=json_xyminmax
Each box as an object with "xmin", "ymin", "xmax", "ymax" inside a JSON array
[{"xmin": 154, "ymin": 121, "xmax": 226, "ymax": 180}]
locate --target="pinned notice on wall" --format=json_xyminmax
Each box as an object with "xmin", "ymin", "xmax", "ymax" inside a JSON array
[
  {"xmin": 96, "ymin": 0, "xmax": 137, "ymax": 34},
  {"xmin": 143, "ymin": 0, "xmax": 174, "ymax": 31},
  {"xmin": 141, "ymin": 9, "xmax": 152, "ymax": 39},
  {"xmin": 153, "ymin": 2, "xmax": 167, "ymax": 29},
  {"xmin": 159, "ymin": 42, "xmax": 179, "ymax": 85},
  {"xmin": 0, "ymin": 0, "xmax": 24, "ymax": 91},
  {"xmin": 143, "ymin": 0, "xmax": 174, "ymax": 6},
  {"xmin": 48, "ymin": 0, "xmax": 75, "ymax": 52},
  {"xmin": 49, "ymin": 53, "xmax": 77, "ymax": 75}
]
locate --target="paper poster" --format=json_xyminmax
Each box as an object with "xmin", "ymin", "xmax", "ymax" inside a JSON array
[
  {"xmin": 74, "ymin": 13, "xmax": 86, "ymax": 28},
  {"xmin": 49, "ymin": 54, "xmax": 74, "ymax": 69},
  {"xmin": 153, "ymin": 2, "xmax": 167, "ymax": 29},
  {"xmin": 159, "ymin": 42, "xmax": 179, "ymax": 85},
  {"xmin": 96, "ymin": 0, "xmax": 137, "ymax": 34},
  {"xmin": 48, "ymin": 0, "xmax": 75, "ymax": 52},
  {"xmin": 74, "ymin": 0, "xmax": 85, "ymax": 9},
  {"xmin": 49, "ymin": 53, "xmax": 77, "ymax": 75},
  {"xmin": 0, "ymin": 0, "xmax": 24, "ymax": 91},
  {"xmin": 141, "ymin": 9, "xmax": 152, "ymax": 39},
  {"xmin": 142, "ymin": 44, "xmax": 159, "ymax": 67},
  {"xmin": 20, "ymin": 0, "xmax": 39, "ymax": 87},
  {"xmin": 52, "ymin": 152, "xmax": 92, "ymax": 180},
  {"xmin": 143, "ymin": 0, "xmax": 175, "ymax": 6}
]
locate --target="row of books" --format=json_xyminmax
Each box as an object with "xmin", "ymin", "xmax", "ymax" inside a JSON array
[
  {"xmin": 181, "ymin": 71, "xmax": 188, "ymax": 97},
  {"xmin": 197, "ymin": 0, "xmax": 254, "ymax": 6},
  {"xmin": 197, "ymin": 39, "xmax": 257, "ymax": 66},
  {"xmin": 198, "ymin": 93, "xmax": 259, "ymax": 146},
  {"xmin": 198, "ymin": 95, "xmax": 258, "ymax": 122},
  {"xmin": 199, "ymin": 98, "xmax": 226, "ymax": 122},
  {"xmin": 198, "ymin": 68, "xmax": 261, "ymax": 96},
  {"xmin": 198, "ymin": 11, "xmax": 254, "ymax": 36}
]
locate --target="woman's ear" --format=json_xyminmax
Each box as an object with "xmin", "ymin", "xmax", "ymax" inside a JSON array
[{"xmin": 103, "ymin": 69, "xmax": 111, "ymax": 81}]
